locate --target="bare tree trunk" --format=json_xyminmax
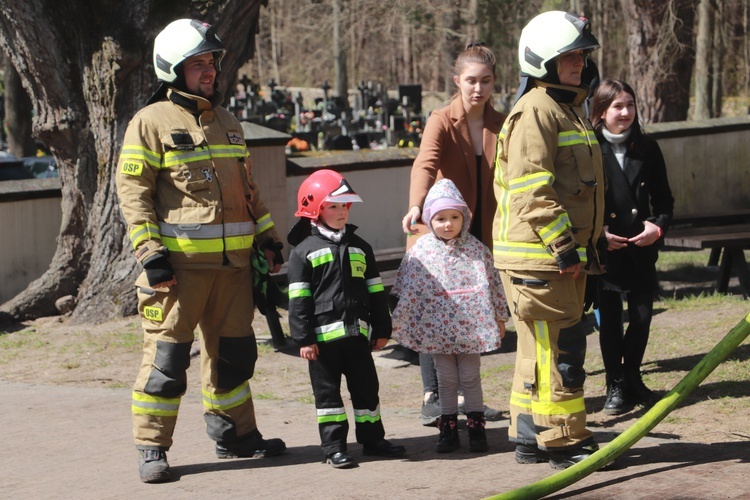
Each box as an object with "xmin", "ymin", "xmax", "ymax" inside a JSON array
[
  {"xmin": 620, "ymin": 0, "xmax": 698, "ymax": 124},
  {"xmin": 467, "ymin": 0, "xmax": 479, "ymax": 44},
  {"xmin": 711, "ymin": 0, "xmax": 724, "ymax": 117},
  {"xmin": 4, "ymin": 57, "xmax": 36, "ymax": 157},
  {"xmin": 745, "ymin": 0, "xmax": 750, "ymax": 102},
  {"xmin": 0, "ymin": 0, "xmax": 267, "ymax": 325},
  {"xmin": 442, "ymin": 0, "xmax": 462, "ymax": 96},
  {"xmin": 694, "ymin": 0, "xmax": 714, "ymax": 119},
  {"xmin": 270, "ymin": 3, "xmax": 281, "ymax": 86},
  {"xmin": 333, "ymin": 0, "xmax": 348, "ymax": 106}
]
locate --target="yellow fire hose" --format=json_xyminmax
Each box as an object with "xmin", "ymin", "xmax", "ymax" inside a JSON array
[{"xmin": 486, "ymin": 311, "xmax": 750, "ymax": 500}]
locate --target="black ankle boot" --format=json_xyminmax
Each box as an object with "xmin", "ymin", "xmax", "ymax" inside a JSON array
[
  {"xmin": 624, "ymin": 370, "xmax": 656, "ymax": 404},
  {"xmin": 603, "ymin": 379, "xmax": 631, "ymax": 415},
  {"xmin": 466, "ymin": 411, "xmax": 488, "ymax": 452},
  {"xmin": 436, "ymin": 414, "xmax": 459, "ymax": 453}
]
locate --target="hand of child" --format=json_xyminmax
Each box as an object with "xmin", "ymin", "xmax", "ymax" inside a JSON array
[
  {"xmin": 371, "ymin": 338, "xmax": 388, "ymax": 351},
  {"xmin": 498, "ymin": 321, "xmax": 506, "ymax": 339},
  {"xmin": 605, "ymin": 228, "xmax": 629, "ymax": 251},
  {"xmin": 300, "ymin": 344, "xmax": 319, "ymax": 360},
  {"xmin": 628, "ymin": 220, "xmax": 661, "ymax": 247}
]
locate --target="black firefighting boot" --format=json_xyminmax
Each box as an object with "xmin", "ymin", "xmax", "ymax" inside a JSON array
[
  {"xmin": 548, "ymin": 442, "xmax": 600, "ymax": 470},
  {"xmin": 137, "ymin": 448, "xmax": 171, "ymax": 483},
  {"xmin": 624, "ymin": 369, "xmax": 657, "ymax": 405},
  {"xmin": 514, "ymin": 443, "xmax": 549, "ymax": 464},
  {"xmin": 436, "ymin": 414, "xmax": 460, "ymax": 453},
  {"xmin": 215, "ymin": 429, "xmax": 287, "ymax": 459},
  {"xmin": 466, "ymin": 411, "xmax": 488, "ymax": 452}
]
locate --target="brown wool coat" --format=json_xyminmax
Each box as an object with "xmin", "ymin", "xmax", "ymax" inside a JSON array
[{"xmin": 406, "ymin": 97, "xmax": 506, "ymax": 250}]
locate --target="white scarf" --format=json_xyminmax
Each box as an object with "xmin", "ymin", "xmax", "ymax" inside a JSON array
[{"xmin": 602, "ymin": 127, "xmax": 631, "ymax": 170}]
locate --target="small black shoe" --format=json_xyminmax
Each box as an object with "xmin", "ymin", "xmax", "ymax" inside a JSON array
[
  {"xmin": 216, "ymin": 431, "xmax": 287, "ymax": 459},
  {"xmin": 421, "ymin": 392, "xmax": 440, "ymax": 427},
  {"xmin": 603, "ymin": 382, "xmax": 632, "ymax": 415},
  {"xmin": 326, "ymin": 451, "xmax": 356, "ymax": 469},
  {"xmin": 514, "ymin": 444, "xmax": 548, "ymax": 464},
  {"xmin": 138, "ymin": 449, "xmax": 172, "ymax": 483},
  {"xmin": 362, "ymin": 439, "xmax": 406, "ymax": 458},
  {"xmin": 549, "ymin": 444, "xmax": 597, "ymax": 470}
]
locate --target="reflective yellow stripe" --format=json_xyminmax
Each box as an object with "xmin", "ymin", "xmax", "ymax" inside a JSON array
[
  {"xmin": 508, "ymin": 171, "xmax": 554, "ymax": 194},
  {"xmin": 494, "ymin": 162, "xmax": 512, "ymax": 243},
  {"xmin": 557, "ymin": 130, "xmax": 598, "ymax": 147},
  {"xmin": 532, "ymin": 319, "xmax": 587, "ymax": 415},
  {"xmin": 537, "ymin": 213, "xmax": 572, "ymax": 246},
  {"xmin": 202, "ymin": 381, "xmax": 251, "ymax": 411},
  {"xmin": 288, "ymin": 282, "xmax": 311, "ymax": 299},
  {"xmin": 315, "ymin": 320, "xmax": 370, "ymax": 343},
  {"xmin": 132, "ymin": 391, "xmax": 180, "ymax": 417},
  {"xmin": 531, "ymin": 397, "xmax": 586, "ymax": 415},
  {"xmin": 510, "ymin": 389, "xmax": 585, "ymax": 415},
  {"xmin": 159, "ymin": 221, "xmax": 254, "ymax": 239},
  {"xmin": 366, "ymin": 277, "xmax": 384, "ymax": 293},
  {"xmin": 255, "ymin": 213, "xmax": 275, "ymax": 235},
  {"xmin": 493, "ymin": 242, "xmax": 587, "ymax": 262},
  {"xmin": 308, "ymin": 248, "xmax": 334, "ymax": 268},
  {"xmin": 317, "ymin": 407, "xmax": 347, "ymax": 424},
  {"xmin": 509, "ymin": 391, "xmax": 532, "ymax": 411},
  {"xmin": 162, "ymin": 144, "xmax": 246, "ymax": 168},
  {"xmin": 348, "ymin": 247, "xmax": 366, "ymax": 259},
  {"xmin": 120, "ymin": 145, "xmax": 161, "ymax": 169},
  {"xmin": 535, "ymin": 320, "xmax": 552, "ymax": 403},
  {"xmin": 129, "ymin": 222, "xmax": 161, "ymax": 248},
  {"xmin": 353, "ymin": 405, "xmax": 381, "ymax": 423},
  {"xmin": 162, "ymin": 234, "xmax": 254, "ymax": 253}
]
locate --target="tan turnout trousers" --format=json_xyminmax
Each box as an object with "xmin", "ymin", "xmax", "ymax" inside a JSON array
[
  {"xmin": 132, "ymin": 266, "xmax": 258, "ymax": 449},
  {"xmin": 501, "ymin": 269, "xmax": 593, "ymax": 450}
]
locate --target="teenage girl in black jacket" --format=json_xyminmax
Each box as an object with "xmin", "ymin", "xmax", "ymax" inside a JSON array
[{"xmin": 589, "ymin": 79, "xmax": 674, "ymax": 415}]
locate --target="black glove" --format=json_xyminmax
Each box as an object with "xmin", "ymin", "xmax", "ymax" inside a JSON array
[
  {"xmin": 143, "ymin": 255, "xmax": 175, "ymax": 287},
  {"xmin": 263, "ymin": 240, "xmax": 284, "ymax": 267}
]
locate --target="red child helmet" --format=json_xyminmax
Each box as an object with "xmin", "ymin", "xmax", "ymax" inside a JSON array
[{"xmin": 295, "ymin": 169, "xmax": 362, "ymax": 219}]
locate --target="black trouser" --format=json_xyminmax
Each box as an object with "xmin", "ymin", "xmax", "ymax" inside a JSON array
[
  {"xmin": 598, "ymin": 288, "xmax": 654, "ymax": 381},
  {"xmin": 309, "ymin": 336, "xmax": 385, "ymax": 455}
]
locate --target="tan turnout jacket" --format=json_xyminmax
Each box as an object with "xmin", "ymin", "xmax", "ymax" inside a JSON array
[
  {"xmin": 116, "ymin": 88, "xmax": 280, "ymax": 270},
  {"xmin": 493, "ymin": 81, "xmax": 604, "ymax": 273}
]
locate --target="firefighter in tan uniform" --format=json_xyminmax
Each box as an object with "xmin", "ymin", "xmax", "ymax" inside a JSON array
[
  {"xmin": 492, "ymin": 11, "xmax": 604, "ymax": 470},
  {"xmin": 116, "ymin": 19, "xmax": 286, "ymax": 483}
]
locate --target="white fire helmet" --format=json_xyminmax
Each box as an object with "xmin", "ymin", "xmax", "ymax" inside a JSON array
[
  {"xmin": 518, "ymin": 11, "xmax": 599, "ymax": 79},
  {"xmin": 152, "ymin": 19, "xmax": 226, "ymax": 83}
]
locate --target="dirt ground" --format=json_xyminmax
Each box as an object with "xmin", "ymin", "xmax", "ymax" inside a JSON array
[
  {"xmin": 2, "ymin": 284, "xmax": 750, "ymax": 498},
  {"xmin": 3, "ymin": 301, "xmax": 748, "ymax": 444}
]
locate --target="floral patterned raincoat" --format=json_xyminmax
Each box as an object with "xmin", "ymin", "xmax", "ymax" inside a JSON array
[{"xmin": 391, "ymin": 179, "xmax": 508, "ymax": 354}]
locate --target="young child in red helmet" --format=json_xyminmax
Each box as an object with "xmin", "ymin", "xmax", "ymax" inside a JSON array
[{"xmin": 287, "ymin": 169, "xmax": 406, "ymax": 469}]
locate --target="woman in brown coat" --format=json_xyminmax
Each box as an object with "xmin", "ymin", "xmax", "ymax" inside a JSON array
[
  {"xmin": 399, "ymin": 43, "xmax": 506, "ymax": 425},
  {"xmin": 401, "ymin": 44, "xmax": 506, "ymax": 249}
]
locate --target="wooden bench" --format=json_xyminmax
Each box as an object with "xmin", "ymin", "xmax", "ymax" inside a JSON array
[{"xmin": 664, "ymin": 211, "xmax": 750, "ymax": 297}]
